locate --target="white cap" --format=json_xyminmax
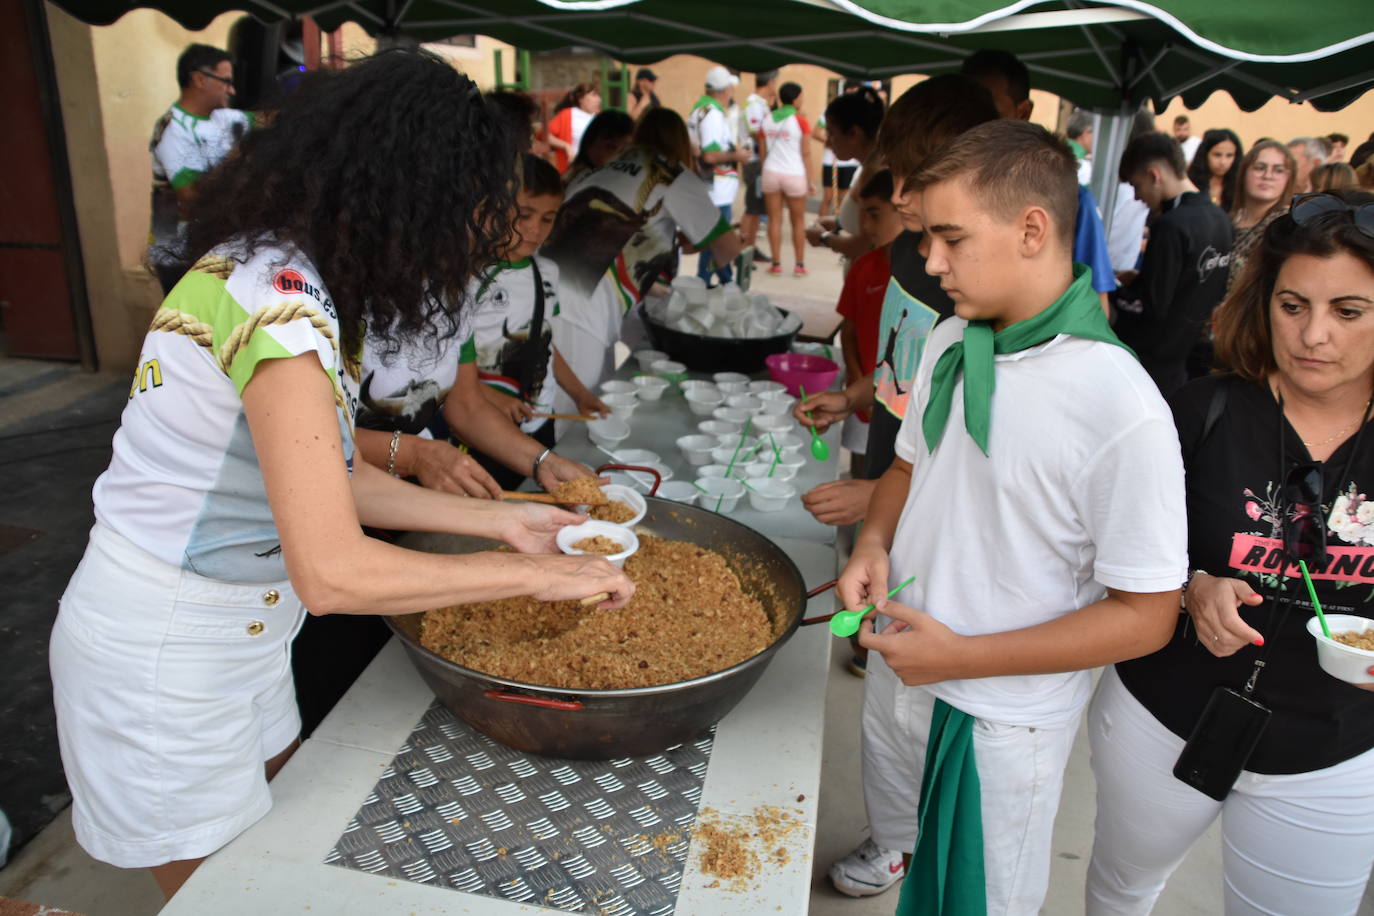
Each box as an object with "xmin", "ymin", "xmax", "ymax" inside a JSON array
[{"xmin": 705, "ymin": 65, "xmax": 740, "ymax": 91}]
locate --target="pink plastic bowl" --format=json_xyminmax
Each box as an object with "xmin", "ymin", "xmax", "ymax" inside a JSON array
[{"xmin": 765, "ymin": 353, "xmax": 840, "ymax": 397}]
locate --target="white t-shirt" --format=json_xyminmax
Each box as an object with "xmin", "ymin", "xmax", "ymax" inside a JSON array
[
  {"xmin": 94, "ymin": 240, "xmax": 358, "ymax": 583},
  {"xmin": 468, "ymin": 256, "xmax": 560, "ymax": 434},
  {"xmin": 570, "ymin": 106, "xmax": 594, "ymax": 158},
  {"xmin": 887, "ymin": 319, "xmax": 1187, "ymax": 728},
  {"xmin": 1108, "ymin": 181, "xmax": 1151, "ymax": 274},
  {"xmin": 1179, "ymin": 134, "xmax": 1202, "ymax": 167},
  {"xmin": 837, "ymin": 163, "xmax": 866, "ymax": 236},
  {"xmin": 689, "ymin": 99, "xmax": 740, "ymax": 207},
  {"xmin": 761, "ymin": 107, "xmax": 811, "ymax": 177},
  {"xmin": 148, "ymin": 105, "xmax": 252, "ymax": 266},
  {"xmin": 358, "ymin": 302, "xmax": 475, "ymax": 438},
  {"xmin": 743, "ymin": 93, "xmax": 771, "ymax": 160}
]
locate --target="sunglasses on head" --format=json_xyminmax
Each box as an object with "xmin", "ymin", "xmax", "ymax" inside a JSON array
[
  {"xmin": 1281, "ymin": 461, "xmax": 1329, "ymax": 567},
  {"xmin": 1290, "ymin": 192, "xmax": 1374, "ymax": 240}
]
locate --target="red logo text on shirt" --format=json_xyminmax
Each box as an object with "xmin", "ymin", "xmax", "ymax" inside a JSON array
[
  {"xmin": 273, "ymin": 269, "xmax": 307, "ymax": 295},
  {"xmin": 1230, "ymin": 533, "xmax": 1374, "ymax": 584}
]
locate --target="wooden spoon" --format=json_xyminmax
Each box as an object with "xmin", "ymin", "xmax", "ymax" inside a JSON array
[{"xmin": 500, "ymin": 490, "xmax": 609, "ymax": 506}]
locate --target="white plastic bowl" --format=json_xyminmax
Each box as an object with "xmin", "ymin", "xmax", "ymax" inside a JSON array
[
  {"xmin": 649, "ymin": 359, "xmax": 687, "ymax": 380},
  {"xmin": 716, "ymin": 381, "xmax": 750, "ymax": 396},
  {"xmin": 695, "ymin": 476, "xmax": 744, "ymax": 512},
  {"xmin": 632, "ymin": 376, "xmax": 670, "ymax": 401},
  {"xmin": 632, "ymin": 349, "xmax": 668, "ymax": 371},
  {"xmin": 772, "ymin": 454, "xmax": 805, "ymax": 479},
  {"xmin": 676, "ymin": 434, "xmax": 718, "ymax": 466},
  {"xmin": 753, "ymin": 414, "xmax": 794, "ymax": 435},
  {"xmin": 556, "ymin": 519, "xmax": 640, "ymax": 568},
  {"xmin": 586, "ymin": 416, "xmax": 630, "ymax": 449},
  {"xmin": 601, "ymin": 392, "xmax": 638, "ymax": 418},
  {"xmin": 655, "ymin": 481, "xmax": 700, "ymax": 505},
  {"xmin": 684, "ymin": 387, "xmax": 726, "ymax": 416},
  {"xmin": 579, "ymin": 483, "xmax": 647, "ymax": 528},
  {"xmin": 714, "ymin": 433, "xmax": 759, "ymax": 455},
  {"xmin": 712, "ymin": 371, "xmax": 749, "ymax": 385},
  {"xmin": 619, "ymin": 462, "xmax": 673, "ymax": 492},
  {"xmin": 679, "ymin": 379, "xmax": 719, "ymax": 394},
  {"xmin": 725, "ymin": 394, "xmax": 763, "ymax": 413},
  {"xmin": 697, "ymin": 419, "xmax": 740, "ymax": 438},
  {"xmin": 1308, "ymin": 614, "xmax": 1374, "ymax": 684},
  {"xmin": 612, "ymin": 448, "xmax": 660, "ymax": 466},
  {"xmin": 709, "ymin": 444, "xmax": 740, "ymax": 465},
  {"xmin": 600, "ymin": 380, "xmax": 637, "ymax": 396},
  {"xmin": 769, "ymin": 432, "xmax": 804, "ymax": 456},
  {"xmin": 745, "ymin": 478, "xmax": 796, "ymax": 512},
  {"xmin": 740, "ymin": 461, "xmax": 772, "ymax": 479},
  {"xmin": 757, "ymin": 391, "xmax": 797, "ymax": 416},
  {"xmin": 697, "ymin": 464, "xmax": 729, "ymax": 479},
  {"xmin": 749, "ymin": 380, "xmax": 787, "ymax": 396},
  {"xmin": 712, "ymin": 406, "xmax": 753, "ymax": 426}
]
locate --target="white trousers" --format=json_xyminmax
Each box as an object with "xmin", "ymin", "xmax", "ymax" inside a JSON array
[
  {"xmin": 861, "ymin": 652, "xmax": 1078, "ymax": 916},
  {"xmin": 1086, "ymin": 665, "xmax": 1374, "ymax": 915}
]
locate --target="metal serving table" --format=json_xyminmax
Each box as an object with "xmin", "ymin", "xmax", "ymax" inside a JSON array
[{"xmin": 160, "ymin": 535, "xmax": 838, "ymax": 915}]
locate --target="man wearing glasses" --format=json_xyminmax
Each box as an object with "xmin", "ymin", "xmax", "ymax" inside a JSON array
[{"xmin": 147, "ymin": 44, "xmax": 251, "ymax": 294}]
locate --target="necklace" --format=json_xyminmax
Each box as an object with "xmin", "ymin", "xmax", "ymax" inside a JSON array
[{"xmin": 1299, "ymin": 399, "xmax": 1373, "ymax": 448}]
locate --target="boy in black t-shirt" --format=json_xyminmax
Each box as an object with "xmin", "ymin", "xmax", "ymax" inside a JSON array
[{"xmin": 1114, "ymin": 131, "xmax": 1234, "ymax": 395}]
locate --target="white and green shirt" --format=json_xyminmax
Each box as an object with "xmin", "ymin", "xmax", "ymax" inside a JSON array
[
  {"xmin": 148, "ymin": 104, "xmax": 252, "ymax": 267},
  {"xmin": 358, "ymin": 304, "xmax": 475, "ymax": 437},
  {"xmin": 94, "ymin": 240, "xmax": 358, "ymax": 583},
  {"xmin": 688, "ymin": 95, "xmax": 740, "ymax": 207},
  {"xmin": 469, "ymin": 256, "xmax": 559, "ymax": 434}
]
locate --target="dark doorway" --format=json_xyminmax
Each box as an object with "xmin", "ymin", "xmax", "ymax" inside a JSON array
[{"xmin": 0, "ymin": 0, "xmax": 93, "ymax": 365}]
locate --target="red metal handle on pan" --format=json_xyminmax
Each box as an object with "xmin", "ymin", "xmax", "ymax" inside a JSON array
[
  {"xmin": 484, "ymin": 689, "xmax": 584, "ymax": 711},
  {"xmin": 800, "ymin": 578, "xmax": 840, "ymax": 626},
  {"xmin": 596, "ymin": 463, "xmax": 662, "ymax": 496}
]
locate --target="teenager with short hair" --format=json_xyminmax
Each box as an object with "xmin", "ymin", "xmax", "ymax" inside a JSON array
[
  {"xmin": 838, "ymin": 119, "xmax": 1187, "ymax": 914},
  {"xmin": 1114, "ymin": 131, "xmax": 1234, "ymax": 394}
]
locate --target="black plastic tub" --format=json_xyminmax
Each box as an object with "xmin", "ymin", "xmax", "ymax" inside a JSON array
[{"xmin": 643, "ymin": 308, "xmax": 799, "ymax": 375}]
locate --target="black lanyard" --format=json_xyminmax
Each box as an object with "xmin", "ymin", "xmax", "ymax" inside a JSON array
[{"xmin": 518, "ymin": 259, "xmax": 547, "ymax": 401}]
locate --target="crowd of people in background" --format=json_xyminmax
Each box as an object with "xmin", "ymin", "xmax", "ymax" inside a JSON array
[{"xmin": 105, "ymin": 40, "xmax": 1374, "ymax": 914}]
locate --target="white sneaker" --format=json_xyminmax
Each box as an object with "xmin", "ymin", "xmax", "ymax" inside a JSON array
[{"xmin": 829, "ymin": 837, "xmax": 905, "ymax": 897}]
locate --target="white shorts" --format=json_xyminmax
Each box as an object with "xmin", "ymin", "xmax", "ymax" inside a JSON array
[
  {"xmin": 50, "ymin": 522, "xmax": 306, "ymax": 868},
  {"xmin": 842, "ymin": 413, "xmax": 869, "ymax": 455},
  {"xmin": 761, "ymin": 169, "xmax": 808, "ymax": 198},
  {"xmin": 861, "ymin": 652, "xmax": 1078, "ymax": 915}
]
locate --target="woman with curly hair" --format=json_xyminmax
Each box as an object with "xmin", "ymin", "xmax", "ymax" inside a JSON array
[
  {"xmin": 48, "ymin": 50, "xmax": 633, "ymax": 898},
  {"xmin": 1186, "ymin": 127, "xmax": 1243, "ymax": 213}
]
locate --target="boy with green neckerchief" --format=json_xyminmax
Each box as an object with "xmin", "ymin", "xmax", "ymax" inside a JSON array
[{"xmin": 837, "ymin": 119, "xmax": 1188, "ymax": 915}]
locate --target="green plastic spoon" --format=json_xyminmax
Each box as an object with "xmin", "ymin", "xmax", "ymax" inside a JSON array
[
  {"xmin": 798, "ymin": 385, "xmax": 831, "ymax": 462},
  {"xmin": 829, "ymin": 576, "xmax": 917, "ymax": 638}
]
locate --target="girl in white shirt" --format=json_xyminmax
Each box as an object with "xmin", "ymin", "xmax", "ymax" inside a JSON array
[{"xmin": 761, "ymin": 82, "xmax": 815, "ymax": 277}]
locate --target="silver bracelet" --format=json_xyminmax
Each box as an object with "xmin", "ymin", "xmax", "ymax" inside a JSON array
[
  {"xmin": 532, "ymin": 446, "xmax": 553, "ymax": 481},
  {"xmin": 1180, "ymin": 568, "xmax": 1205, "ymax": 611},
  {"xmin": 386, "ymin": 430, "xmax": 402, "ymax": 477}
]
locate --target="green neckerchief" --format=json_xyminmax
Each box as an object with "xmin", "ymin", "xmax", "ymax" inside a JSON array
[
  {"xmin": 921, "ymin": 262, "xmax": 1130, "ymax": 456},
  {"xmin": 770, "ymin": 104, "xmax": 797, "ymax": 123},
  {"xmin": 897, "ymin": 700, "xmax": 986, "ymax": 916},
  {"xmin": 1066, "ymin": 138, "xmax": 1087, "ymax": 161},
  {"xmin": 692, "ymin": 94, "xmax": 725, "ymax": 114}
]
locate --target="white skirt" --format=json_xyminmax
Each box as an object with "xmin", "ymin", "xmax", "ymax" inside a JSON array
[{"xmin": 50, "ymin": 522, "xmax": 306, "ymax": 868}]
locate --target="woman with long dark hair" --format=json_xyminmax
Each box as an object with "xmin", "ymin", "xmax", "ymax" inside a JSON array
[
  {"xmin": 564, "ymin": 109, "xmax": 635, "ymax": 184},
  {"xmin": 1186, "ymin": 128, "xmax": 1243, "ymax": 212},
  {"xmin": 806, "ymin": 85, "xmax": 886, "ymax": 261},
  {"xmin": 48, "ymin": 51, "xmax": 632, "ymax": 898},
  {"xmin": 1087, "ymin": 189, "xmax": 1374, "ymax": 914}
]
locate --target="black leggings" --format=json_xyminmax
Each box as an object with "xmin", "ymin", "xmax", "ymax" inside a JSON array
[{"xmin": 467, "ymin": 420, "xmax": 557, "ymax": 492}]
